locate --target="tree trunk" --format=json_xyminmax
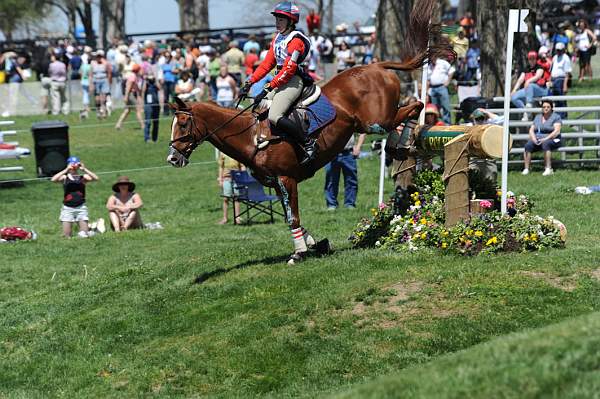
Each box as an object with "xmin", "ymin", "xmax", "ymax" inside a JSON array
[
  {"xmin": 477, "ymin": 0, "xmax": 540, "ymax": 97},
  {"xmin": 457, "ymin": 0, "xmax": 475, "ymax": 18},
  {"xmin": 326, "ymin": 0, "xmax": 334, "ymax": 34},
  {"xmin": 177, "ymin": 0, "xmax": 209, "ymax": 32},
  {"xmin": 67, "ymin": 3, "xmax": 77, "ymax": 39},
  {"xmin": 99, "ymin": 0, "xmax": 125, "ymax": 49},
  {"xmin": 79, "ymin": 0, "xmax": 95, "ymax": 47},
  {"xmin": 375, "ymin": 0, "xmax": 414, "ymax": 62}
]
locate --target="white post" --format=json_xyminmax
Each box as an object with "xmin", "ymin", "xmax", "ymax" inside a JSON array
[
  {"xmin": 420, "ymin": 63, "xmax": 429, "ymax": 125},
  {"xmin": 501, "ymin": 9, "xmax": 529, "ymax": 214},
  {"xmin": 378, "ymin": 139, "xmax": 387, "ymax": 205}
]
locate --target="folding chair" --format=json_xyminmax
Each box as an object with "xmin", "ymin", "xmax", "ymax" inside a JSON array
[{"xmin": 230, "ymin": 170, "xmax": 284, "ymax": 225}]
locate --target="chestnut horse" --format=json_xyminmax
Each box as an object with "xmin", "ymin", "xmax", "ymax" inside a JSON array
[{"xmin": 167, "ymin": 1, "xmax": 449, "ymax": 263}]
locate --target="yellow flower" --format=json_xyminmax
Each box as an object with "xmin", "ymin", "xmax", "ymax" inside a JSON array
[
  {"xmin": 441, "ymin": 242, "xmax": 448, "ymax": 249},
  {"xmin": 414, "ymin": 201, "xmax": 421, "ymax": 207},
  {"xmin": 486, "ymin": 236, "xmax": 498, "ymax": 246},
  {"xmin": 475, "ymin": 230, "xmax": 483, "ymax": 237},
  {"xmin": 523, "ymin": 234, "xmax": 529, "ymax": 241},
  {"xmin": 442, "ymin": 230, "xmax": 449, "ymax": 237},
  {"xmin": 410, "ymin": 219, "xmax": 416, "ymax": 225},
  {"xmin": 530, "ymin": 233, "xmax": 538, "ymax": 241},
  {"xmin": 420, "ymin": 232, "xmax": 427, "ymax": 240},
  {"xmin": 465, "ymin": 229, "xmax": 473, "ymax": 236},
  {"xmin": 420, "ymin": 218, "xmax": 427, "ymax": 225}
]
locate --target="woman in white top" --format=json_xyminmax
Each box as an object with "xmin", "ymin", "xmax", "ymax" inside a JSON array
[
  {"xmin": 215, "ymin": 65, "xmax": 238, "ymax": 108},
  {"xmin": 575, "ymin": 18, "xmax": 597, "ymax": 81},
  {"xmin": 335, "ymin": 41, "xmax": 355, "ymax": 73},
  {"xmin": 175, "ymin": 70, "xmax": 200, "ymax": 101}
]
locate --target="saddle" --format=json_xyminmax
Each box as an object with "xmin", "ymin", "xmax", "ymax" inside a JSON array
[{"xmin": 255, "ymin": 84, "xmax": 336, "ymax": 146}]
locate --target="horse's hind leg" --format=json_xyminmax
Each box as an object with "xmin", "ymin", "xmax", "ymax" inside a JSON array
[{"xmin": 276, "ymin": 177, "xmax": 308, "ymax": 264}]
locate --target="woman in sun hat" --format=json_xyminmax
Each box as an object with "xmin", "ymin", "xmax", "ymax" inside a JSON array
[
  {"xmin": 51, "ymin": 156, "xmax": 99, "ymax": 238},
  {"xmin": 106, "ymin": 176, "xmax": 144, "ymax": 231}
]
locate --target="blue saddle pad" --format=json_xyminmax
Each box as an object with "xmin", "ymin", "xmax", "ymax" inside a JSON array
[{"xmin": 306, "ymin": 94, "xmax": 336, "ymax": 136}]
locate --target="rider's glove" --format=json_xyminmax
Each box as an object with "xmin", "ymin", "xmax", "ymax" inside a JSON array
[{"xmin": 253, "ymin": 84, "xmax": 271, "ymax": 105}]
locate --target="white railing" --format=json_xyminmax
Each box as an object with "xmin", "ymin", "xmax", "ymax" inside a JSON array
[{"xmin": 0, "ymin": 121, "xmax": 27, "ymax": 173}]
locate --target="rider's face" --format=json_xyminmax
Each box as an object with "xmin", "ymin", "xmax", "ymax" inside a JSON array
[{"xmin": 275, "ymin": 16, "xmax": 289, "ymax": 32}]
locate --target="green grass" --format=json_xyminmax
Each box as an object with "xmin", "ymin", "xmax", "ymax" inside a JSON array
[{"xmin": 1, "ymin": 106, "xmax": 600, "ymax": 398}]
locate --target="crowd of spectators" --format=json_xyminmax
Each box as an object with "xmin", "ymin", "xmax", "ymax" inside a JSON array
[{"xmin": 0, "ymin": 15, "xmax": 378, "ymax": 122}]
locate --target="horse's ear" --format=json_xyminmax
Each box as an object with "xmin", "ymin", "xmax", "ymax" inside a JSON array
[{"xmin": 175, "ymin": 97, "xmax": 189, "ymax": 110}]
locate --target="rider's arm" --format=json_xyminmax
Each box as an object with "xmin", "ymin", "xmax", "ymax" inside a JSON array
[
  {"xmin": 270, "ymin": 37, "xmax": 307, "ymax": 89},
  {"xmin": 249, "ymin": 47, "xmax": 276, "ymax": 84}
]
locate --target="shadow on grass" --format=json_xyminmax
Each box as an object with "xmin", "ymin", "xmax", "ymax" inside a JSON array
[
  {"xmin": 194, "ymin": 238, "xmax": 337, "ymax": 284},
  {"xmin": 193, "ymin": 253, "xmax": 290, "ymax": 284}
]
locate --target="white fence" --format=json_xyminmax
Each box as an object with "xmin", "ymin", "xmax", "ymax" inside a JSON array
[{"xmin": 0, "ymin": 79, "xmax": 126, "ymax": 117}]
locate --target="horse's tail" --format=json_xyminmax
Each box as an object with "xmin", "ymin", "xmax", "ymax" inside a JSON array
[
  {"xmin": 378, "ymin": 0, "xmax": 455, "ymax": 71},
  {"xmin": 377, "ymin": 32, "xmax": 454, "ymax": 72},
  {"xmin": 377, "ymin": 51, "xmax": 429, "ymax": 71}
]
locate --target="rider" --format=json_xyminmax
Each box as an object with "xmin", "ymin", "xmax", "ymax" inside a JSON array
[{"xmin": 240, "ymin": 1, "xmax": 317, "ymax": 165}]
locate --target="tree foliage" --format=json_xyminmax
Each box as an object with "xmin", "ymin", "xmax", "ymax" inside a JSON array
[{"xmin": 0, "ymin": 0, "xmax": 48, "ymax": 41}]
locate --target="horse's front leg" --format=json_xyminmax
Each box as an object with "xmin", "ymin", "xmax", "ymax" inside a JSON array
[{"xmin": 276, "ymin": 176, "xmax": 312, "ymax": 264}]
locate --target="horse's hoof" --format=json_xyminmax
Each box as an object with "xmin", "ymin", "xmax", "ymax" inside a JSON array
[
  {"xmin": 314, "ymin": 238, "xmax": 332, "ymax": 256},
  {"xmin": 287, "ymin": 252, "xmax": 307, "ymax": 265}
]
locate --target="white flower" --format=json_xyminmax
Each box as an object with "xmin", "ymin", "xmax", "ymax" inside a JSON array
[
  {"xmin": 375, "ymin": 240, "xmax": 381, "ymax": 247},
  {"xmin": 391, "ymin": 215, "xmax": 403, "ymax": 225}
]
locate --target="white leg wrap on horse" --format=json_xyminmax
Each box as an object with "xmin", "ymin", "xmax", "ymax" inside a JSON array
[
  {"xmin": 291, "ymin": 227, "xmax": 308, "ymax": 253},
  {"xmin": 301, "ymin": 227, "xmax": 316, "ymax": 248}
]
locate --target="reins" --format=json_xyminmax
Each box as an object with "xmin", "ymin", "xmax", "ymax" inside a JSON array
[{"xmin": 170, "ymin": 102, "xmax": 257, "ymax": 150}]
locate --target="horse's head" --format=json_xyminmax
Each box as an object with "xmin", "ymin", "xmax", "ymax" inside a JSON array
[{"xmin": 167, "ymin": 97, "xmax": 200, "ymax": 168}]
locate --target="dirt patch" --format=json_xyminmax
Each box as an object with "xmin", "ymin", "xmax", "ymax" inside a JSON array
[
  {"xmin": 350, "ymin": 281, "xmax": 462, "ymax": 330},
  {"xmin": 520, "ymin": 271, "xmax": 578, "ymax": 292},
  {"xmin": 352, "ymin": 281, "xmax": 423, "ymax": 316},
  {"xmin": 591, "ymin": 268, "xmax": 600, "ymax": 282}
]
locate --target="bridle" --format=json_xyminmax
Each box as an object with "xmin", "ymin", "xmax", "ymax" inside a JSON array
[
  {"xmin": 169, "ymin": 110, "xmax": 203, "ymax": 160},
  {"xmin": 168, "ymin": 101, "xmax": 259, "ymax": 161}
]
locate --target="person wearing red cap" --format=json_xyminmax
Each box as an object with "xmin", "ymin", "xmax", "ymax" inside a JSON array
[
  {"xmin": 424, "ymin": 103, "xmax": 446, "ymax": 126},
  {"xmin": 510, "ymin": 50, "xmax": 549, "ymax": 121},
  {"xmin": 115, "ymin": 63, "xmax": 144, "ymax": 130}
]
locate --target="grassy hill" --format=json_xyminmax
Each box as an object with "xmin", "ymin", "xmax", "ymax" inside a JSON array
[{"xmin": 2, "ymin": 92, "xmax": 600, "ymax": 397}]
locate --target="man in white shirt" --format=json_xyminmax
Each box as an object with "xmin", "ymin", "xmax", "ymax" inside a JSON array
[
  {"xmin": 550, "ymin": 42, "xmax": 571, "ymax": 118},
  {"xmin": 428, "ymin": 55, "xmax": 455, "ymax": 124}
]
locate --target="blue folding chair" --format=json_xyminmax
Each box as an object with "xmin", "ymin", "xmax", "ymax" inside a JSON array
[{"xmin": 230, "ymin": 170, "xmax": 284, "ymax": 225}]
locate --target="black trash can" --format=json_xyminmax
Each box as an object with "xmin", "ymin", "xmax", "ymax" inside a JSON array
[{"xmin": 31, "ymin": 121, "xmax": 70, "ymax": 177}]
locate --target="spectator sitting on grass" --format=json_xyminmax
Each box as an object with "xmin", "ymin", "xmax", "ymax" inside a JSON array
[
  {"xmin": 51, "ymin": 156, "xmax": 99, "ymax": 238},
  {"xmin": 106, "ymin": 176, "xmax": 144, "ymax": 232}
]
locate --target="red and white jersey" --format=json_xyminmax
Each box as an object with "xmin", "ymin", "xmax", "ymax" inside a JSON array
[{"xmin": 249, "ymin": 30, "xmax": 311, "ymax": 89}]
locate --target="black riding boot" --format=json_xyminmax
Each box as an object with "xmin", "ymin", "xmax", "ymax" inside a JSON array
[{"xmin": 276, "ymin": 117, "xmax": 318, "ymax": 165}]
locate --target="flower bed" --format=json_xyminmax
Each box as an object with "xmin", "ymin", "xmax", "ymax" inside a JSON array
[{"xmin": 349, "ymin": 172, "xmax": 566, "ymax": 255}]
